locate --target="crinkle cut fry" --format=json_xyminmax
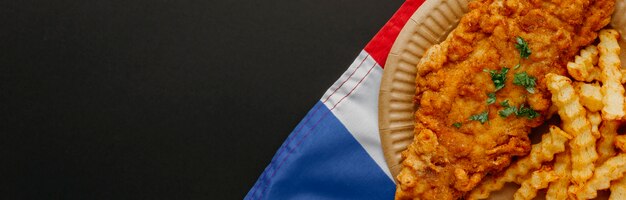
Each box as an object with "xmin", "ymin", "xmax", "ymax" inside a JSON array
[
  {"xmin": 575, "ymin": 153, "xmax": 626, "ymax": 199},
  {"xmin": 576, "ymin": 82, "xmax": 603, "ymax": 112},
  {"xmin": 466, "ymin": 126, "xmax": 570, "ymax": 199},
  {"xmin": 546, "ymin": 73, "xmax": 598, "ymax": 185},
  {"xmin": 598, "ymin": 29, "xmax": 624, "ymax": 120},
  {"xmin": 588, "ymin": 112, "xmax": 602, "ymax": 138},
  {"xmin": 597, "ymin": 120, "xmax": 620, "ymax": 164},
  {"xmin": 567, "ymin": 45, "xmax": 600, "ymax": 82},
  {"xmin": 546, "ymin": 151, "xmax": 571, "ymax": 200},
  {"xmin": 574, "ymin": 83, "xmax": 601, "ymax": 137},
  {"xmin": 611, "ymin": 176, "xmax": 626, "ymax": 200},
  {"xmin": 615, "ymin": 135, "xmax": 626, "ymax": 152},
  {"xmin": 513, "ymin": 167, "xmax": 558, "ymax": 200}
]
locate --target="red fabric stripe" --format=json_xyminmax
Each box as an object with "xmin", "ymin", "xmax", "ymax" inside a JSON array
[{"xmin": 364, "ymin": 0, "xmax": 425, "ymax": 68}]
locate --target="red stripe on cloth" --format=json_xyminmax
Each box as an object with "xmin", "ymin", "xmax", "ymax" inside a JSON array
[{"xmin": 364, "ymin": 0, "xmax": 425, "ymax": 68}]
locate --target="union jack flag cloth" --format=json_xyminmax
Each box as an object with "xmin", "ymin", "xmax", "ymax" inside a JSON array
[{"xmin": 246, "ymin": 1, "xmax": 426, "ymax": 199}]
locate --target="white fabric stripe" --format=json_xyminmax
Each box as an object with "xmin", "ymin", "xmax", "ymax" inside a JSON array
[
  {"xmin": 321, "ymin": 50, "xmax": 369, "ymax": 103},
  {"xmin": 321, "ymin": 51, "xmax": 392, "ymax": 180}
]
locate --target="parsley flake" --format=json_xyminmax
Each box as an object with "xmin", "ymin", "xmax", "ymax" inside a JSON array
[
  {"xmin": 499, "ymin": 100, "xmax": 518, "ymax": 118},
  {"xmin": 513, "ymin": 72, "xmax": 537, "ymax": 93},
  {"xmin": 469, "ymin": 111, "xmax": 489, "ymax": 124},
  {"xmin": 500, "ymin": 107, "xmax": 518, "ymax": 118},
  {"xmin": 517, "ymin": 104, "xmax": 540, "ymax": 119},
  {"xmin": 487, "ymin": 93, "xmax": 496, "ymax": 105},
  {"xmin": 513, "ymin": 63, "xmax": 521, "ymax": 70},
  {"xmin": 484, "ymin": 67, "xmax": 509, "ymax": 91},
  {"xmin": 498, "ymin": 100, "xmax": 540, "ymax": 119},
  {"xmin": 453, "ymin": 122, "xmax": 462, "ymax": 128},
  {"xmin": 515, "ymin": 36, "xmax": 531, "ymax": 59},
  {"xmin": 500, "ymin": 99, "xmax": 510, "ymax": 107}
]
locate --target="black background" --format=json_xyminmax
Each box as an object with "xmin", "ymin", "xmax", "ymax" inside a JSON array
[{"xmin": 2, "ymin": 0, "xmax": 404, "ymax": 199}]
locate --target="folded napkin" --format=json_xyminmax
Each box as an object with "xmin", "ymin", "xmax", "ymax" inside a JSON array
[{"xmin": 246, "ymin": 1, "xmax": 425, "ymax": 199}]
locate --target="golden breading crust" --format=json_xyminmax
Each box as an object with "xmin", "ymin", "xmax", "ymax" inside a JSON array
[{"xmin": 395, "ymin": 0, "xmax": 615, "ymax": 199}]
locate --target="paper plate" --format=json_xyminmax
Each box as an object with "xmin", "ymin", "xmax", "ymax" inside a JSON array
[{"xmin": 378, "ymin": 0, "xmax": 626, "ymax": 198}]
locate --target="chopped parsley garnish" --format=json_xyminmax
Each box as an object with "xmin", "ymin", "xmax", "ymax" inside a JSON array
[
  {"xmin": 498, "ymin": 100, "xmax": 540, "ymax": 119},
  {"xmin": 484, "ymin": 67, "xmax": 509, "ymax": 91},
  {"xmin": 513, "ymin": 72, "xmax": 537, "ymax": 93},
  {"xmin": 499, "ymin": 100, "xmax": 518, "ymax": 117},
  {"xmin": 469, "ymin": 111, "xmax": 489, "ymax": 124},
  {"xmin": 517, "ymin": 104, "xmax": 540, "ymax": 119},
  {"xmin": 453, "ymin": 122, "xmax": 462, "ymax": 128},
  {"xmin": 513, "ymin": 63, "xmax": 521, "ymax": 70},
  {"xmin": 499, "ymin": 107, "xmax": 518, "ymax": 118},
  {"xmin": 515, "ymin": 36, "xmax": 531, "ymax": 59},
  {"xmin": 500, "ymin": 99, "xmax": 511, "ymax": 107},
  {"xmin": 487, "ymin": 93, "xmax": 496, "ymax": 105}
]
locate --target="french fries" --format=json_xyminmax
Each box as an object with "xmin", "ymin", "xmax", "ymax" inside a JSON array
[
  {"xmin": 615, "ymin": 135, "xmax": 626, "ymax": 152},
  {"xmin": 575, "ymin": 154, "xmax": 626, "ymax": 199},
  {"xmin": 546, "ymin": 73, "xmax": 598, "ymax": 185},
  {"xmin": 567, "ymin": 45, "xmax": 600, "ymax": 82},
  {"xmin": 598, "ymin": 29, "xmax": 624, "ymax": 120},
  {"xmin": 589, "ymin": 112, "xmax": 602, "ymax": 138},
  {"xmin": 616, "ymin": 135, "xmax": 626, "ymax": 200},
  {"xmin": 546, "ymin": 151, "xmax": 571, "ymax": 200},
  {"xmin": 611, "ymin": 176, "xmax": 626, "ymax": 200},
  {"xmin": 513, "ymin": 166, "xmax": 557, "ymax": 200},
  {"xmin": 598, "ymin": 120, "xmax": 620, "ymax": 164},
  {"xmin": 467, "ymin": 126, "xmax": 569, "ymax": 199},
  {"xmin": 576, "ymin": 82, "xmax": 603, "ymax": 112}
]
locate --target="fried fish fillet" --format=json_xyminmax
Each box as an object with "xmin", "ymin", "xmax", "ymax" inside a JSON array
[{"xmin": 395, "ymin": 0, "xmax": 615, "ymax": 199}]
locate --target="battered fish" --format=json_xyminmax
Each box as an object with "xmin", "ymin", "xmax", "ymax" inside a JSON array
[{"xmin": 395, "ymin": 0, "xmax": 615, "ymax": 199}]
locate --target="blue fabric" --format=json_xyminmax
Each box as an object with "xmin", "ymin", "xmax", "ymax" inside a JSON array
[{"xmin": 246, "ymin": 101, "xmax": 395, "ymax": 200}]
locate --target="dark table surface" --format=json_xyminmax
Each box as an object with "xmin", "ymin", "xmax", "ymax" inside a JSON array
[{"xmin": 3, "ymin": 0, "xmax": 404, "ymax": 199}]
